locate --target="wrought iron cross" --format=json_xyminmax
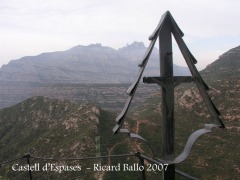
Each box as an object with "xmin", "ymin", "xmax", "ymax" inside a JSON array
[{"xmin": 113, "ymin": 11, "xmax": 225, "ymax": 180}]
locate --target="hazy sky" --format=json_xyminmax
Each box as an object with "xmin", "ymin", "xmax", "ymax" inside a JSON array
[{"xmin": 0, "ymin": 0, "xmax": 239, "ymax": 69}]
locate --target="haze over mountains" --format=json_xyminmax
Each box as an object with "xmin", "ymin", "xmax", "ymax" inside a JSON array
[
  {"xmin": 0, "ymin": 45, "xmax": 239, "ymax": 110},
  {"xmin": 0, "ymin": 42, "xmax": 189, "ymax": 84}
]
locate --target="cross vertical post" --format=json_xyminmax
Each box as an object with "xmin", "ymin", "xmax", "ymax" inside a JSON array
[
  {"xmin": 159, "ymin": 21, "xmax": 175, "ymax": 180},
  {"xmin": 25, "ymin": 154, "xmax": 33, "ymax": 180}
]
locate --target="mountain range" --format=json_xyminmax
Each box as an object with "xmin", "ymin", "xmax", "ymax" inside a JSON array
[
  {"xmin": 0, "ymin": 41, "xmax": 190, "ymax": 109},
  {"xmin": 0, "ymin": 42, "xmax": 189, "ymax": 85}
]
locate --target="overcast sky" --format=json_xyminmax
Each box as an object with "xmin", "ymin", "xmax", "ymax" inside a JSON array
[{"xmin": 0, "ymin": 0, "xmax": 239, "ymax": 69}]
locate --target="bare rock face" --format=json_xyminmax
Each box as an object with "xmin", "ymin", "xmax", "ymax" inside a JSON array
[{"xmin": 178, "ymin": 88, "xmax": 203, "ymax": 110}]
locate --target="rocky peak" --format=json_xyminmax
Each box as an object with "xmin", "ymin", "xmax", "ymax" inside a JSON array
[
  {"xmin": 126, "ymin": 41, "xmax": 145, "ymax": 49},
  {"xmin": 117, "ymin": 41, "xmax": 147, "ymax": 62},
  {"xmin": 88, "ymin": 43, "xmax": 102, "ymax": 48},
  {"xmin": 119, "ymin": 41, "xmax": 146, "ymax": 51}
]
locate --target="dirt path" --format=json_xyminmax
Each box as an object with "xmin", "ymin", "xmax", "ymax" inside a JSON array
[
  {"xmin": 134, "ymin": 120, "xmax": 156, "ymax": 153},
  {"xmin": 134, "ymin": 121, "xmax": 145, "ymax": 153},
  {"xmin": 99, "ymin": 120, "xmax": 155, "ymax": 179},
  {"xmin": 98, "ymin": 140, "xmax": 127, "ymax": 180}
]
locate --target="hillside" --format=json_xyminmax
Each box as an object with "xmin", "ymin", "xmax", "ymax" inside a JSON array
[
  {"xmin": 201, "ymin": 45, "xmax": 240, "ymax": 80},
  {"xmin": 0, "ymin": 97, "xmax": 100, "ymax": 179},
  {"xmin": 0, "ymin": 96, "xmax": 147, "ymax": 179}
]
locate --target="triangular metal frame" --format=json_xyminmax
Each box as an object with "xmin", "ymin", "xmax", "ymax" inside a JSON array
[{"xmin": 112, "ymin": 11, "xmax": 225, "ymax": 179}]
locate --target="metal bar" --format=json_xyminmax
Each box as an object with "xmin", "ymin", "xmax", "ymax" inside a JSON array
[
  {"xmin": 155, "ymin": 124, "xmax": 220, "ymax": 164},
  {"xmin": 127, "ymin": 38, "xmax": 158, "ymax": 95},
  {"xmin": 136, "ymin": 152, "xmax": 164, "ymax": 164},
  {"xmin": 119, "ymin": 128, "xmax": 156, "ymax": 157},
  {"xmin": 171, "ymin": 24, "xmax": 225, "ymax": 128},
  {"xmin": 136, "ymin": 152, "xmax": 199, "ymax": 180},
  {"xmin": 137, "ymin": 154, "xmax": 146, "ymax": 180},
  {"xmin": 113, "ymin": 38, "xmax": 158, "ymax": 134},
  {"xmin": 143, "ymin": 76, "xmax": 193, "ymax": 85},
  {"xmin": 31, "ymin": 153, "xmax": 135, "ymax": 161},
  {"xmin": 143, "ymin": 76, "xmax": 167, "ymax": 87},
  {"xmin": 159, "ymin": 18, "xmax": 175, "ymax": 180},
  {"xmin": 26, "ymin": 155, "xmax": 33, "ymax": 180},
  {"xmin": 149, "ymin": 11, "xmax": 184, "ymax": 41}
]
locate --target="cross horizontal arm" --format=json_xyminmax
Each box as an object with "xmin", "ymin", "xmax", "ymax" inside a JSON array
[{"xmin": 143, "ymin": 76, "xmax": 194, "ymax": 87}]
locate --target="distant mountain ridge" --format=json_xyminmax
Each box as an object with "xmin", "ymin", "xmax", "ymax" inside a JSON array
[
  {"xmin": 0, "ymin": 42, "xmax": 190, "ymax": 84},
  {"xmin": 0, "ymin": 45, "xmax": 239, "ymax": 110}
]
